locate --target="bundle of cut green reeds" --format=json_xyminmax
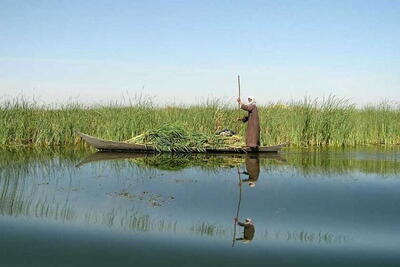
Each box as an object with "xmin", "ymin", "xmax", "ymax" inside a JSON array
[{"xmin": 126, "ymin": 122, "xmax": 244, "ymax": 152}]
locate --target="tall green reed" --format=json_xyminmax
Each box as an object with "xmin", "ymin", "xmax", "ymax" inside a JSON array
[{"xmin": 1, "ymin": 96, "xmax": 399, "ymax": 147}]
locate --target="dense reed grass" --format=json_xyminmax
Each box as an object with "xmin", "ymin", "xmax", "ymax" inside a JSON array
[{"xmin": 1, "ymin": 96, "xmax": 399, "ymax": 147}]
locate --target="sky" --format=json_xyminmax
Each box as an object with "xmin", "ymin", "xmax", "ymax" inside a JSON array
[{"xmin": 0, "ymin": 0, "xmax": 399, "ymax": 105}]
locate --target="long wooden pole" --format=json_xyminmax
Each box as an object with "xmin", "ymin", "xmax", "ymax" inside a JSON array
[
  {"xmin": 232, "ymin": 75, "xmax": 242, "ymax": 247},
  {"xmin": 237, "ymin": 75, "xmax": 241, "ymax": 115},
  {"xmin": 237, "ymin": 75, "xmax": 241, "ymax": 133}
]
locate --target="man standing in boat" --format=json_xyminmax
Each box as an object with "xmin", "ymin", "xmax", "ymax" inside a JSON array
[{"xmin": 237, "ymin": 96, "xmax": 260, "ymax": 149}]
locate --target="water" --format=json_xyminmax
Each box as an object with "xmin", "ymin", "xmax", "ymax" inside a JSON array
[{"xmin": 1, "ymin": 148, "xmax": 399, "ymax": 266}]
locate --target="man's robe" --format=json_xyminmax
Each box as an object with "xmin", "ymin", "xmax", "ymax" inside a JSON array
[{"xmin": 241, "ymin": 103, "xmax": 260, "ymax": 147}]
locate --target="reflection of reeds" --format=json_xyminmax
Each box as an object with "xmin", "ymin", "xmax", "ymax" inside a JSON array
[
  {"xmin": 1, "ymin": 165, "xmax": 352, "ymax": 245},
  {"xmin": 0, "ymin": 192, "xmax": 76, "ymax": 223},
  {"xmin": 275, "ymin": 149, "xmax": 400, "ymax": 175},
  {"xmin": 1, "ymin": 96, "xmax": 399, "ymax": 147},
  {"xmin": 190, "ymin": 222, "xmax": 226, "ymax": 237},
  {"xmin": 1, "ymin": 147, "xmax": 399, "ymax": 179},
  {"xmin": 0, "ymin": 181, "xmax": 178, "ymax": 233},
  {"xmin": 0, "ymin": 147, "xmax": 85, "ymax": 180},
  {"xmin": 129, "ymin": 154, "xmax": 243, "ymax": 171},
  {"xmin": 265, "ymin": 230, "xmax": 350, "ymax": 245}
]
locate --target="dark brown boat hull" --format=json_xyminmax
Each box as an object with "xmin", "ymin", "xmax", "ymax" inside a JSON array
[{"xmin": 76, "ymin": 131, "xmax": 287, "ymax": 153}]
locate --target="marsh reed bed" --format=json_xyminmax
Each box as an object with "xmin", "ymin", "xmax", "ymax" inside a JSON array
[{"xmin": 1, "ymin": 97, "xmax": 399, "ymax": 147}]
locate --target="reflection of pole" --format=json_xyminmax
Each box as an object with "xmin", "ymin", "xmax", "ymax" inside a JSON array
[{"xmin": 232, "ymin": 166, "xmax": 242, "ymax": 247}]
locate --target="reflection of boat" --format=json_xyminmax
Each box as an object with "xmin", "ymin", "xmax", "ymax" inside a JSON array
[
  {"xmin": 75, "ymin": 151, "xmax": 287, "ymax": 168},
  {"xmin": 75, "ymin": 131, "xmax": 288, "ymax": 153},
  {"xmin": 75, "ymin": 152, "xmax": 152, "ymax": 167}
]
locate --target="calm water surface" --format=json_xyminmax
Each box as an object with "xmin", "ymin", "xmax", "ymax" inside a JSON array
[{"xmin": 0, "ymin": 148, "xmax": 399, "ymax": 266}]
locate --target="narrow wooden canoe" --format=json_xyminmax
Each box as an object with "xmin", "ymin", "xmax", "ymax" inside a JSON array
[{"xmin": 75, "ymin": 131, "xmax": 288, "ymax": 153}]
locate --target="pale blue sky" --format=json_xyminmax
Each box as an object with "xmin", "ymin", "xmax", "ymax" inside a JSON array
[{"xmin": 0, "ymin": 0, "xmax": 399, "ymax": 105}]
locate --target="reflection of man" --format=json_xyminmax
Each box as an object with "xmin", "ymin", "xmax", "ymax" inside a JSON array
[
  {"xmin": 234, "ymin": 218, "xmax": 255, "ymax": 243},
  {"xmin": 241, "ymin": 155, "xmax": 260, "ymax": 187}
]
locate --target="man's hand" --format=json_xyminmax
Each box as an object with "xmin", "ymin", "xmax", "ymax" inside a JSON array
[{"xmin": 236, "ymin": 97, "xmax": 241, "ymax": 104}]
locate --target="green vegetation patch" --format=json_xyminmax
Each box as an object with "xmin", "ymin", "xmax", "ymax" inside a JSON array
[
  {"xmin": 1, "ymin": 96, "xmax": 399, "ymax": 147},
  {"xmin": 126, "ymin": 122, "xmax": 244, "ymax": 152}
]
